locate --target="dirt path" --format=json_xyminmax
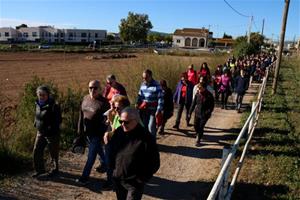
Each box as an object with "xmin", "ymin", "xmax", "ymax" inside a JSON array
[{"xmin": 0, "ymin": 85, "xmax": 258, "ymax": 200}]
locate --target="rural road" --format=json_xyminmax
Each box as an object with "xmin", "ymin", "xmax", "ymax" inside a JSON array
[{"xmin": 0, "ymin": 85, "xmax": 258, "ymax": 200}]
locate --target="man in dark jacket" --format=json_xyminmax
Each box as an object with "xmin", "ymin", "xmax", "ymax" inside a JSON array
[
  {"xmin": 109, "ymin": 107, "xmax": 160, "ymax": 200},
  {"xmin": 235, "ymin": 69, "xmax": 249, "ymax": 113},
  {"xmin": 76, "ymin": 80, "xmax": 110, "ymax": 184},
  {"xmin": 189, "ymin": 82, "xmax": 214, "ymax": 146},
  {"xmin": 33, "ymin": 85, "xmax": 62, "ymax": 178}
]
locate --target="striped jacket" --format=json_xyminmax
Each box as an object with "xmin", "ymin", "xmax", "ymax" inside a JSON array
[{"xmin": 137, "ymin": 79, "xmax": 164, "ymax": 112}]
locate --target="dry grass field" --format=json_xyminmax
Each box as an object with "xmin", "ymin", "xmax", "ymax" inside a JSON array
[{"xmin": 0, "ymin": 51, "xmax": 227, "ymax": 104}]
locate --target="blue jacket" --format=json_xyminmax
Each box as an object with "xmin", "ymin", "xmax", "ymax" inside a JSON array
[
  {"xmin": 173, "ymin": 80, "xmax": 193, "ymax": 106},
  {"xmin": 235, "ymin": 76, "xmax": 249, "ymax": 95}
]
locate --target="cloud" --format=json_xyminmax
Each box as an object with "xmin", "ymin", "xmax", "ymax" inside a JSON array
[{"xmin": 0, "ymin": 18, "xmax": 77, "ymax": 29}]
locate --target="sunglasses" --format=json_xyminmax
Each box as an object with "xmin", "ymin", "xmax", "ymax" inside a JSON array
[
  {"xmin": 119, "ymin": 119, "xmax": 131, "ymax": 125},
  {"xmin": 114, "ymin": 107, "xmax": 121, "ymax": 111},
  {"xmin": 89, "ymin": 86, "xmax": 98, "ymax": 90}
]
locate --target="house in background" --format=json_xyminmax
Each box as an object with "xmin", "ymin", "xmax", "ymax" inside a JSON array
[
  {"xmin": 0, "ymin": 27, "xmax": 18, "ymax": 42},
  {"xmin": 172, "ymin": 28, "xmax": 213, "ymax": 48}
]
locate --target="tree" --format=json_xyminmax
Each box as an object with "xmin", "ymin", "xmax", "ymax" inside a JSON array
[
  {"xmin": 16, "ymin": 24, "xmax": 28, "ymax": 29},
  {"xmin": 119, "ymin": 12, "xmax": 153, "ymax": 43},
  {"xmin": 223, "ymin": 33, "xmax": 233, "ymax": 39},
  {"xmin": 234, "ymin": 32, "xmax": 265, "ymax": 57}
]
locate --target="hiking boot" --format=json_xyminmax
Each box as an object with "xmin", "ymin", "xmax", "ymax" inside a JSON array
[
  {"xmin": 102, "ymin": 180, "xmax": 114, "ymax": 191},
  {"xmin": 95, "ymin": 164, "xmax": 107, "ymax": 173},
  {"xmin": 172, "ymin": 124, "xmax": 179, "ymax": 129},
  {"xmin": 76, "ymin": 177, "xmax": 89, "ymax": 185},
  {"xmin": 47, "ymin": 169, "xmax": 59, "ymax": 177},
  {"xmin": 195, "ymin": 141, "xmax": 201, "ymax": 147},
  {"xmin": 158, "ymin": 130, "xmax": 165, "ymax": 135},
  {"xmin": 32, "ymin": 170, "xmax": 46, "ymax": 178}
]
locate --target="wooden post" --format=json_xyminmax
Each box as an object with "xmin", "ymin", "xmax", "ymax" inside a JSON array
[
  {"xmin": 218, "ymin": 148, "xmax": 230, "ymax": 200},
  {"xmin": 272, "ymin": 0, "xmax": 290, "ymax": 95},
  {"xmin": 248, "ymin": 102, "xmax": 256, "ymax": 135}
]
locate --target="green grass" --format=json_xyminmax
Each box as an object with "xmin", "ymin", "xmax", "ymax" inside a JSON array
[{"xmin": 233, "ymin": 56, "xmax": 300, "ymax": 199}]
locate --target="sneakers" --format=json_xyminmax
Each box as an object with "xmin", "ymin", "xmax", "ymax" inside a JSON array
[
  {"xmin": 102, "ymin": 180, "xmax": 113, "ymax": 191},
  {"xmin": 76, "ymin": 177, "xmax": 89, "ymax": 185},
  {"xmin": 32, "ymin": 170, "xmax": 46, "ymax": 178},
  {"xmin": 95, "ymin": 164, "xmax": 107, "ymax": 173}
]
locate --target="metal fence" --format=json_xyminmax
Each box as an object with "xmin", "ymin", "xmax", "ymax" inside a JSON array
[{"xmin": 207, "ymin": 62, "xmax": 275, "ymax": 200}]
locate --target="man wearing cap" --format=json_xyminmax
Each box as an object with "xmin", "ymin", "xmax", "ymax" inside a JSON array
[
  {"xmin": 76, "ymin": 80, "xmax": 110, "ymax": 184},
  {"xmin": 32, "ymin": 85, "xmax": 62, "ymax": 178}
]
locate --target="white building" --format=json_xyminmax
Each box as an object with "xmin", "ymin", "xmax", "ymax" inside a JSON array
[
  {"xmin": 172, "ymin": 28, "xmax": 212, "ymax": 48},
  {"xmin": 64, "ymin": 29, "xmax": 106, "ymax": 43},
  {"xmin": 0, "ymin": 27, "xmax": 18, "ymax": 42},
  {"xmin": 0, "ymin": 26, "xmax": 107, "ymax": 43}
]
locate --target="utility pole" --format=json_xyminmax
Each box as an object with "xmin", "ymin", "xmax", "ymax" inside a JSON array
[
  {"xmin": 261, "ymin": 18, "xmax": 265, "ymax": 35},
  {"xmin": 272, "ymin": 0, "xmax": 290, "ymax": 95},
  {"xmin": 247, "ymin": 16, "xmax": 253, "ymax": 44}
]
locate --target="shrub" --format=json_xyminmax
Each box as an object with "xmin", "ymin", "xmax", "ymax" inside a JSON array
[{"xmin": 59, "ymin": 87, "xmax": 84, "ymax": 149}]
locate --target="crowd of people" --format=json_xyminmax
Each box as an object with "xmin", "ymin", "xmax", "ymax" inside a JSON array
[{"xmin": 31, "ymin": 52, "xmax": 276, "ymax": 200}]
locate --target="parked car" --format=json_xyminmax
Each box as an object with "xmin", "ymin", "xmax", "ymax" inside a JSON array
[{"xmin": 38, "ymin": 45, "xmax": 51, "ymax": 49}]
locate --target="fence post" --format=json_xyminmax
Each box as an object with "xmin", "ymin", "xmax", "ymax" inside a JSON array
[
  {"xmin": 218, "ymin": 147, "xmax": 230, "ymax": 200},
  {"xmin": 248, "ymin": 102, "xmax": 256, "ymax": 136}
]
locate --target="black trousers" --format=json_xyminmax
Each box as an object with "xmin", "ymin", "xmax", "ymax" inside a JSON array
[
  {"xmin": 194, "ymin": 116, "xmax": 209, "ymax": 142},
  {"xmin": 113, "ymin": 178, "xmax": 145, "ymax": 200},
  {"xmin": 221, "ymin": 92, "xmax": 229, "ymax": 107},
  {"xmin": 175, "ymin": 102, "xmax": 190, "ymax": 125}
]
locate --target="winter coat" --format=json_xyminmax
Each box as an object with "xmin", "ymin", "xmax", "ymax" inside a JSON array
[
  {"xmin": 108, "ymin": 124, "xmax": 160, "ymax": 183},
  {"xmin": 34, "ymin": 97, "xmax": 62, "ymax": 136},
  {"xmin": 235, "ymin": 76, "xmax": 249, "ymax": 95},
  {"xmin": 189, "ymin": 89, "xmax": 214, "ymax": 119}
]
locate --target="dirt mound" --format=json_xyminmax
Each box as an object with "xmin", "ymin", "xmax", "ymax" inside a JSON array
[{"xmin": 85, "ymin": 54, "xmax": 136, "ymax": 60}]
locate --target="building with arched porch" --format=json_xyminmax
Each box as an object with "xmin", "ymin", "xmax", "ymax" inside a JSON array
[{"xmin": 172, "ymin": 28, "xmax": 212, "ymax": 48}]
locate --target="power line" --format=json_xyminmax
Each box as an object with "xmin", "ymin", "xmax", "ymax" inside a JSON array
[{"xmin": 223, "ymin": 0, "xmax": 250, "ymax": 18}]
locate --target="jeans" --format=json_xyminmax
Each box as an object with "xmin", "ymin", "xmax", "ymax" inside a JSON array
[
  {"xmin": 236, "ymin": 93, "xmax": 244, "ymax": 110},
  {"xmin": 82, "ymin": 135, "xmax": 106, "ymax": 179},
  {"xmin": 140, "ymin": 110, "xmax": 157, "ymax": 139},
  {"xmin": 105, "ymin": 144, "xmax": 113, "ymax": 183}
]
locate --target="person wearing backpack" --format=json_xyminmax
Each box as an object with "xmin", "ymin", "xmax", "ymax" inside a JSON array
[
  {"xmin": 32, "ymin": 85, "xmax": 62, "ymax": 178},
  {"xmin": 108, "ymin": 108, "xmax": 160, "ymax": 200}
]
